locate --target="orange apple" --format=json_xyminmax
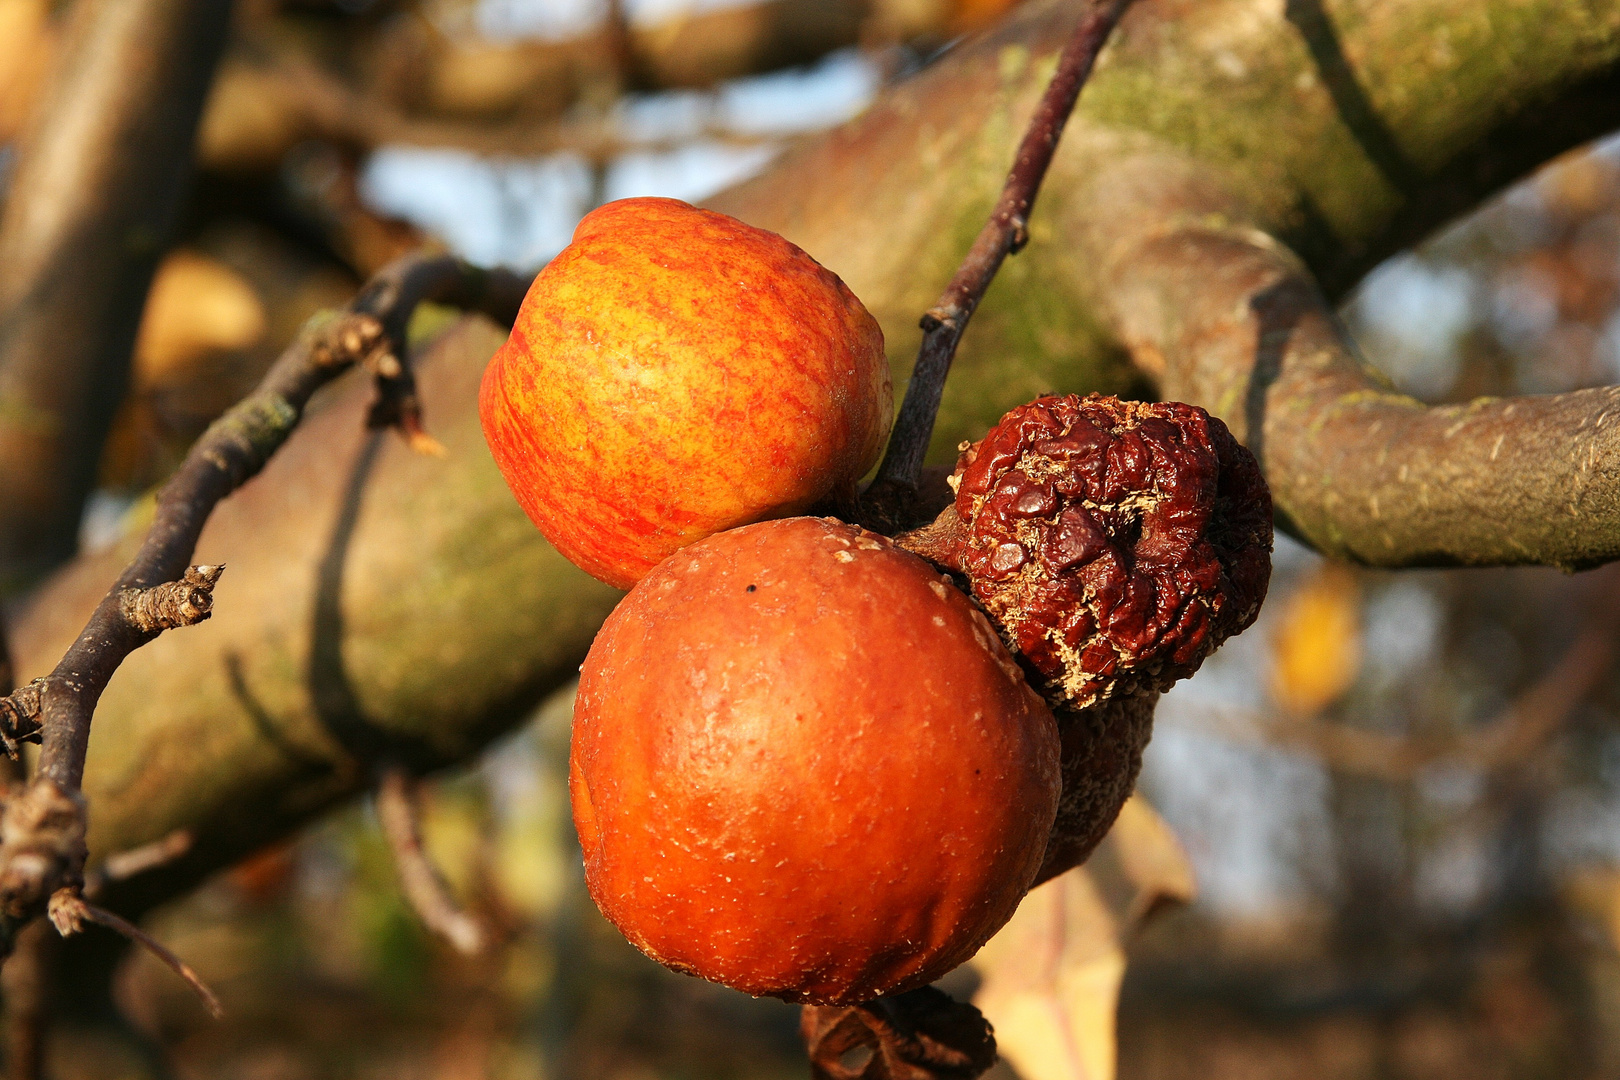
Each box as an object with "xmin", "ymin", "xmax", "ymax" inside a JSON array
[
  {"xmin": 479, "ymin": 197, "xmax": 892, "ymax": 589},
  {"xmin": 571, "ymin": 517, "xmax": 1060, "ymax": 1004}
]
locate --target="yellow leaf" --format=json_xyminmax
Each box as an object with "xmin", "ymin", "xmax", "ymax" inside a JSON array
[
  {"xmin": 973, "ymin": 795, "xmax": 1194, "ymax": 1080},
  {"xmin": 1269, "ymin": 562, "xmax": 1362, "ymax": 715}
]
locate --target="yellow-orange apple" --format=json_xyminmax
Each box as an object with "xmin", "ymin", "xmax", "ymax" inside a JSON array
[{"xmin": 479, "ymin": 197, "xmax": 892, "ymax": 589}]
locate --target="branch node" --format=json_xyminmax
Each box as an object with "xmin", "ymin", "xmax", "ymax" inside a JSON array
[
  {"xmin": 0, "ymin": 680, "xmax": 45, "ymax": 760},
  {"xmin": 1008, "ymin": 217, "xmax": 1030, "ymax": 253},
  {"xmin": 0, "ymin": 781, "xmax": 86, "ymax": 919},
  {"xmin": 119, "ymin": 565, "xmax": 226, "ymax": 634},
  {"xmin": 312, "ymin": 313, "xmax": 387, "ymax": 369}
]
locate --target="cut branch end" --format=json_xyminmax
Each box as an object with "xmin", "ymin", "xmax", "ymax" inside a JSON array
[{"xmin": 119, "ymin": 564, "xmax": 226, "ymax": 634}]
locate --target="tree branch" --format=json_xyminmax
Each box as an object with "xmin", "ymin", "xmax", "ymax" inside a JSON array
[
  {"xmin": 6, "ymin": 0, "xmax": 1619, "ymax": 933},
  {"xmin": 0, "ymin": 253, "xmax": 527, "ymax": 928},
  {"xmin": 1101, "ymin": 190, "xmax": 1620, "ymax": 568},
  {"xmin": 376, "ymin": 765, "xmax": 484, "ymax": 957}
]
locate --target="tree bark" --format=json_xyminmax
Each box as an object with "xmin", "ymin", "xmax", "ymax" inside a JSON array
[
  {"xmin": 0, "ymin": 0, "xmax": 236, "ymax": 586},
  {"xmin": 713, "ymin": 0, "xmax": 1620, "ymax": 566},
  {"xmin": 8, "ymin": 0, "xmax": 1620, "ymax": 919}
]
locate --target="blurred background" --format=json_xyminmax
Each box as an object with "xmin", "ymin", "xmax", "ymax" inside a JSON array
[{"xmin": 8, "ymin": 0, "xmax": 1620, "ymax": 1078}]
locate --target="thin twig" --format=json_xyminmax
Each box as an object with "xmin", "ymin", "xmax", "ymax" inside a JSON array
[
  {"xmin": 865, "ymin": 0, "xmax": 1132, "ymax": 515},
  {"xmin": 0, "ymin": 253, "xmax": 528, "ymax": 927},
  {"xmin": 47, "ymin": 889, "xmax": 222, "ymax": 1019},
  {"xmin": 81, "ymin": 830, "xmax": 193, "ymax": 899},
  {"xmin": 376, "ymin": 765, "xmax": 485, "ymax": 957}
]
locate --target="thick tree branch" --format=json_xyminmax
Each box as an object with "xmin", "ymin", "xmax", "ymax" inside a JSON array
[
  {"xmin": 1099, "ymin": 175, "xmax": 1620, "ymax": 568},
  {"xmin": 0, "ymin": 0, "xmax": 236, "ymax": 584}
]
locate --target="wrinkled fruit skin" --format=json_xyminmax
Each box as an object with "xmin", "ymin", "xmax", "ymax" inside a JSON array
[
  {"xmin": 949, "ymin": 394, "xmax": 1272, "ymax": 712},
  {"xmin": 572, "ymin": 517, "xmax": 1060, "ymax": 1005},
  {"xmin": 1032, "ymin": 692, "xmax": 1158, "ymax": 886},
  {"xmin": 480, "ymin": 197, "xmax": 892, "ymax": 589}
]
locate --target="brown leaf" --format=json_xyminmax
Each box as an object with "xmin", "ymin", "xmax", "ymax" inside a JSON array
[{"xmin": 971, "ymin": 794, "xmax": 1193, "ymax": 1080}]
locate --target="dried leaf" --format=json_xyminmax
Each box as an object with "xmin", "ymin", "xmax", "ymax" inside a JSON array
[{"xmin": 971, "ymin": 794, "xmax": 1193, "ymax": 1080}]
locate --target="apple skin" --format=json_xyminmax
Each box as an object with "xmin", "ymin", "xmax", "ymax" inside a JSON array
[
  {"xmin": 479, "ymin": 197, "xmax": 892, "ymax": 590},
  {"xmin": 571, "ymin": 517, "xmax": 1061, "ymax": 1005}
]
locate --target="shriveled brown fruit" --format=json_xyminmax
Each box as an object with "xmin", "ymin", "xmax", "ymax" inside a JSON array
[
  {"xmin": 1032, "ymin": 691, "xmax": 1158, "ymax": 886},
  {"xmin": 572, "ymin": 516, "xmax": 1060, "ymax": 1006},
  {"xmin": 900, "ymin": 393, "xmax": 1273, "ymax": 883}
]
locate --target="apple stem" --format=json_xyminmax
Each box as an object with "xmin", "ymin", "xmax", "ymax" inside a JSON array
[{"xmin": 867, "ymin": 0, "xmax": 1134, "ymax": 512}]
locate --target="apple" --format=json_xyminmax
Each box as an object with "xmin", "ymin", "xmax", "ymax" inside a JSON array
[
  {"xmin": 571, "ymin": 516, "xmax": 1060, "ymax": 1004},
  {"xmin": 480, "ymin": 197, "xmax": 892, "ymax": 589}
]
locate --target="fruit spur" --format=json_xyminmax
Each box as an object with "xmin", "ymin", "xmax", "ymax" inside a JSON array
[{"xmin": 479, "ymin": 198, "xmax": 1273, "ymax": 1006}]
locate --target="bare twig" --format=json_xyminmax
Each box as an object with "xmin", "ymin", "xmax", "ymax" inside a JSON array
[
  {"xmin": 864, "ymin": 0, "xmax": 1132, "ymax": 522},
  {"xmin": 0, "ymin": 252, "xmax": 528, "ymax": 929},
  {"xmin": 82, "ymin": 830, "xmax": 193, "ymax": 899},
  {"xmin": 47, "ymin": 890, "xmax": 222, "ymax": 1019},
  {"xmin": 376, "ymin": 766, "xmax": 485, "ymax": 957}
]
